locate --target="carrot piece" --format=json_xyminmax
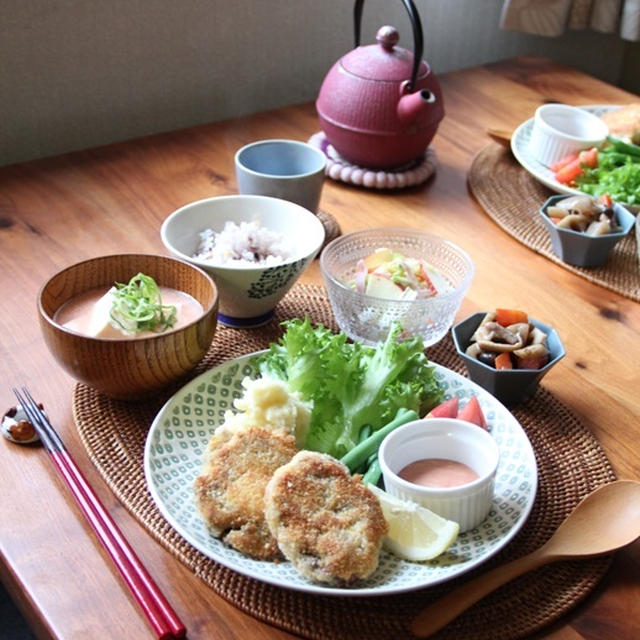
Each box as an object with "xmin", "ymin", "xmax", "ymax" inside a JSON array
[
  {"xmin": 494, "ymin": 308, "xmax": 528, "ymax": 327},
  {"xmin": 417, "ymin": 262, "xmax": 438, "ymax": 296},
  {"xmin": 598, "ymin": 193, "xmax": 613, "ymax": 207},
  {"xmin": 550, "ymin": 152, "xmax": 579, "ymax": 172},
  {"xmin": 494, "ymin": 352, "xmax": 513, "ymax": 370}
]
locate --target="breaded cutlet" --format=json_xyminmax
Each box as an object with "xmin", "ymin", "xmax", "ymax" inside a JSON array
[
  {"xmin": 601, "ymin": 103, "xmax": 640, "ymax": 144},
  {"xmin": 194, "ymin": 426, "xmax": 298, "ymax": 560},
  {"xmin": 264, "ymin": 450, "xmax": 388, "ymax": 586}
]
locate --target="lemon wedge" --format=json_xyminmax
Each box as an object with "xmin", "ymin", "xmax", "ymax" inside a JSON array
[{"xmin": 367, "ymin": 484, "xmax": 459, "ymax": 562}]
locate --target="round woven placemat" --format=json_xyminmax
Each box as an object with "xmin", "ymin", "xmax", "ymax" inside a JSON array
[
  {"xmin": 468, "ymin": 143, "xmax": 639, "ymax": 302},
  {"xmin": 73, "ymin": 284, "xmax": 616, "ymax": 640},
  {"xmin": 316, "ymin": 210, "xmax": 341, "ymax": 250}
]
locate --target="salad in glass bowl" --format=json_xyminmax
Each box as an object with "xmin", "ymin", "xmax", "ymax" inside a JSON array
[
  {"xmin": 352, "ymin": 248, "xmax": 452, "ymax": 301},
  {"xmin": 320, "ymin": 227, "xmax": 474, "ymax": 346}
]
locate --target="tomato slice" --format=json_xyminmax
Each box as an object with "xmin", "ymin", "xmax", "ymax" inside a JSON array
[
  {"xmin": 550, "ymin": 152, "xmax": 579, "ymax": 172},
  {"xmin": 554, "ymin": 158, "xmax": 584, "ymax": 184},
  {"xmin": 456, "ymin": 396, "xmax": 487, "ymax": 429},
  {"xmin": 554, "ymin": 147, "xmax": 598, "ymax": 185},
  {"xmin": 426, "ymin": 397, "xmax": 459, "ymax": 419},
  {"xmin": 579, "ymin": 147, "xmax": 598, "ymax": 168}
]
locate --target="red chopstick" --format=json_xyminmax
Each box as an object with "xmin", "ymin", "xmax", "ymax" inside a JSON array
[{"xmin": 14, "ymin": 388, "xmax": 186, "ymax": 640}]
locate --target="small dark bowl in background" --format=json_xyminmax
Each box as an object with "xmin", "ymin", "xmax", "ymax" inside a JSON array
[
  {"xmin": 539, "ymin": 194, "xmax": 635, "ymax": 268},
  {"xmin": 452, "ymin": 312, "xmax": 565, "ymax": 406}
]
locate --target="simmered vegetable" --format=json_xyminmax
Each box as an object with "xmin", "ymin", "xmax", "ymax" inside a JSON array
[
  {"xmin": 466, "ymin": 310, "xmax": 551, "ymax": 371},
  {"xmin": 495, "ymin": 308, "xmax": 528, "ymax": 327},
  {"xmin": 546, "ymin": 194, "xmax": 621, "ymax": 236}
]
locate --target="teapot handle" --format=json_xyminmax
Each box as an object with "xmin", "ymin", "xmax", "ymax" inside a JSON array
[{"xmin": 353, "ymin": 0, "xmax": 424, "ymax": 92}]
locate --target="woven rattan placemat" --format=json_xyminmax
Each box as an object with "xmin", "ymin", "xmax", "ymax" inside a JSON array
[
  {"xmin": 73, "ymin": 284, "xmax": 616, "ymax": 640},
  {"xmin": 468, "ymin": 143, "xmax": 639, "ymax": 302},
  {"xmin": 316, "ymin": 210, "xmax": 341, "ymax": 250}
]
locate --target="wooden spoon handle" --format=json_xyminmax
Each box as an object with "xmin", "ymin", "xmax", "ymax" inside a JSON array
[{"xmin": 411, "ymin": 550, "xmax": 549, "ymax": 638}]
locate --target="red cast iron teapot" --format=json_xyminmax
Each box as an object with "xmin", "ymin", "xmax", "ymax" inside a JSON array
[{"xmin": 316, "ymin": 0, "xmax": 444, "ymax": 170}]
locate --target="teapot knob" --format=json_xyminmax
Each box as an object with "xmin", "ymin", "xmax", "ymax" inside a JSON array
[{"xmin": 376, "ymin": 26, "xmax": 399, "ymax": 51}]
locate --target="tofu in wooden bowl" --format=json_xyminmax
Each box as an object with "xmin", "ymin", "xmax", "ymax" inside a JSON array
[{"xmin": 38, "ymin": 254, "xmax": 218, "ymax": 400}]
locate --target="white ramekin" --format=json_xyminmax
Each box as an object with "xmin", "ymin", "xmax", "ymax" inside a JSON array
[
  {"xmin": 528, "ymin": 104, "xmax": 608, "ymax": 168},
  {"xmin": 378, "ymin": 418, "xmax": 499, "ymax": 532}
]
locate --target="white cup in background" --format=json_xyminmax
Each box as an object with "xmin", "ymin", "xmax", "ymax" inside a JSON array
[
  {"xmin": 528, "ymin": 104, "xmax": 608, "ymax": 168},
  {"xmin": 235, "ymin": 139, "xmax": 326, "ymax": 213}
]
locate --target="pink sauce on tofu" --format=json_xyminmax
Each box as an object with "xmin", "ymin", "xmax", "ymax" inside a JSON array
[
  {"xmin": 55, "ymin": 286, "xmax": 202, "ymax": 339},
  {"xmin": 399, "ymin": 458, "xmax": 479, "ymax": 488}
]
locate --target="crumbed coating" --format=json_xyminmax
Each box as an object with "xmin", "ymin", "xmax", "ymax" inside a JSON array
[
  {"xmin": 193, "ymin": 426, "xmax": 298, "ymax": 560},
  {"xmin": 601, "ymin": 104, "xmax": 640, "ymax": 139},
  {"xmin": 264, "ymin": 450, "xmax": 388, "ymax": 586}
]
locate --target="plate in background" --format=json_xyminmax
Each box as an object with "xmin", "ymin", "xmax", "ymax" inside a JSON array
[{"xmin": 511, "ymin": 104, "xmax": 639, "ymax": 213}]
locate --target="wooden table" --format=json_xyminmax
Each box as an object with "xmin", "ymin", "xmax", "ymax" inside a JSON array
[{"xmin": 1, "ymin": 56, "xmax": 638, "ymax": 640}]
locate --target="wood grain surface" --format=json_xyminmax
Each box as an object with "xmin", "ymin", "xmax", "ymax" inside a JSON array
[{"xmin": 0, "ymin": 56, "xmax": 638, "ymax": 640}]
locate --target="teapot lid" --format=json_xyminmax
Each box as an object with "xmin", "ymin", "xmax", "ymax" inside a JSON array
[{"xmin": 341, "ymin": 26, "xmax": 428, "ymax": 82}]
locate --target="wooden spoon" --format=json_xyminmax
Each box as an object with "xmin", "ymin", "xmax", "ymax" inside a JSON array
[{"xmin": 411, "ymin": 480, "xmax": 640, "ymax": 638}]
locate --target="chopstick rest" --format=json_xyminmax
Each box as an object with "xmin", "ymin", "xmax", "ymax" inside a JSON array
[{"xmin": 13, "ymin": 388, "xmax": 186, "ymax": 640}]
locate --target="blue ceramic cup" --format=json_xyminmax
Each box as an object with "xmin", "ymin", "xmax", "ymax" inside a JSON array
[{"xmin": 235, "ymin": 139, "xmax": 326, "ymax": 213}]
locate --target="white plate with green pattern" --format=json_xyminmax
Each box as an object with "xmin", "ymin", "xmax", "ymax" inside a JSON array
[{"xmin": 144, "ymin": 352, "xmax": 538, "ymax": 596}]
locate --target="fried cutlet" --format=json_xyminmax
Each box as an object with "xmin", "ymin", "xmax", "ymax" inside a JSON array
[
  {"xmin": 194, "ymin": 426, "xmax": 298, "ymax": 560},
  {"xmin": 264, "ymin": 450, "xmax": 388, "ymax": 586},
  {"xmin": 601, "ymin": 103, "xmax": 640, "ymax": 144}
]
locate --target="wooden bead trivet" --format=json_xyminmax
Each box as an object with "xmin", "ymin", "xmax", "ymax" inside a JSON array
[{"xmin": 308, "ymin": 131, "xmax": 437, "ymax": 189}]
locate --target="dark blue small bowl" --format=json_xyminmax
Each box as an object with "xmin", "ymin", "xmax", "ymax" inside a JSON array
[
  {"xmin": 539, "ymin": 195, "xmax": 635, "ymax": 268},
  {"xmin": 452, "ymin": 312, "xmax": 566, "ymax": 406}
]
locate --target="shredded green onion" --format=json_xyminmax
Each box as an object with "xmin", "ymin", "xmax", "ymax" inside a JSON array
[{"xmin": 110, "ymin": 272, "xmax": 177, "ymax": 334}]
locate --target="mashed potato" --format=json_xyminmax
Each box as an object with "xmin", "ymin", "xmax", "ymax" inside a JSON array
[{"xmin": 212, "ymin": 376, "xmax": 311, "ymax": 449}]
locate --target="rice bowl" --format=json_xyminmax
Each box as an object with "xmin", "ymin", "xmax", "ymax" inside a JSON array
[{"xmin": 161, "ymin": 195, "xmax": 325, "ymax": 328}]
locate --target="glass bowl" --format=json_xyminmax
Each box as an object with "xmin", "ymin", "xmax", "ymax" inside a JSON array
[{"xmin": 319, "ymin": 227, "xmax": 474, "ymax": 346}]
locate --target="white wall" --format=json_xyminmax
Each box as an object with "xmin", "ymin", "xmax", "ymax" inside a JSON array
[{"xmin": 1, "ymin": 0, "xmax": 636, "ymax": 167}]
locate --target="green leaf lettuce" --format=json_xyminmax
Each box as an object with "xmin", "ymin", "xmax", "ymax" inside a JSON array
[{"xmin": 257, "ymin": 318, "xmax": 443, "ymax": 457}]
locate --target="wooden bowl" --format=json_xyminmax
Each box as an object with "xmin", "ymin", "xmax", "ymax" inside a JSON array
[{"xmin": 38, "ymin": 254, "xmax": 218, "ymax": 400}]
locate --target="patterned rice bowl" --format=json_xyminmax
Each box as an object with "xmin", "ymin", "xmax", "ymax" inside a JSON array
[{"xmin": 161, "ymin": 195, "xmax": 325, "ymax": 328}]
